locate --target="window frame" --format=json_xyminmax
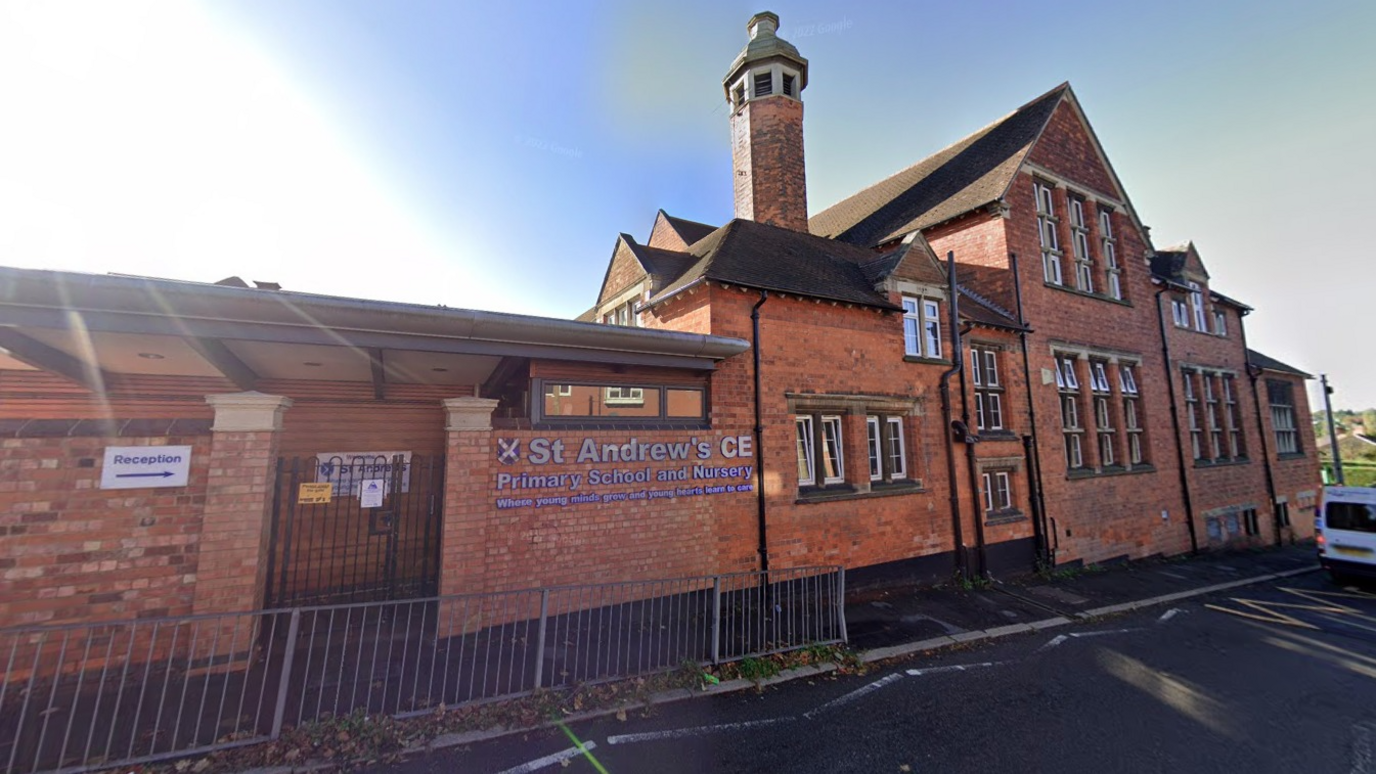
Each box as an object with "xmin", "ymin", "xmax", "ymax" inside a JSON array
[
  {"xmin": 1034, "ymin": 181, "xmax": 1063, "ymax": 286},
  {"xmin": 902, "ymin": 296, "xmax": 944, "ymax": 359},
  {"xmin": 796, "ymin": 416, "xmax": 816, "ymax": 487},
  {"xmin": 982, "ymin": 470, "xmax": 1013, "ymax": 513},
  {"xmin": 1171, "ymin": 296, "xmax": 1190, "ymax": 328},
  {"xmin": 1100, "ymin": 209, "xmax": 1122, "ymax": 300},
  {"xmin": 866, "ymin": 415, "xmax": 909, "ymax": 483},
  {"xmin": 535, "ymin": 380, "xmax": 707, "ymax": 425},
  {"xmin": 1267, "ymin": 379, "xmax": 1301, "ymax": 456},
  {"xmin": 1223, "ymin": 376, "xmax": 1245, "ymax": 459},
  {"xmin": 1069, "ymin": 197, "xmax": 1094, "ymax": 293},
  {"xmin": 1189, "ymin": 282, "xmax": 1207, "ymax": 331},
  {"xmin": 1056, "ymin": 354, "xmax": 1086, "ymax": 469},
  {"xmin": 972, "ymin": 346, "xmax": 1005, "ymax": 432}
]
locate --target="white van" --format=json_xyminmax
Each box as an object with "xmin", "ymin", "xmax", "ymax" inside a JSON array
[{"xmin": 1317, "ymin": 486, "xmax": 1376, "ymax": 583}]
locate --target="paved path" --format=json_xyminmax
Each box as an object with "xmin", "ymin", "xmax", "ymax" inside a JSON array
[{"xmin": 378, "ymin": 572, "xmax": 1376, "ymax": 773}]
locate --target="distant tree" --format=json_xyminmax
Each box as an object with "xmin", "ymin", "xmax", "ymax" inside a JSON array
[{"xmin": 1363, "ymin": 409, "xmax": 1376, "ymax": 438}]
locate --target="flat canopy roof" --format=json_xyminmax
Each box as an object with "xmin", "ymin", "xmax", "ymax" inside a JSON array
[{"xmin": 0, "ymin": 266, "xmax": 750, "ymax": 394}]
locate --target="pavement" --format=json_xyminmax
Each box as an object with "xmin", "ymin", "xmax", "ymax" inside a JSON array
[
  {"xmin": 365, "ymin": 542, "xmax": 1337, "ymax": 774},
  {"xmin": 846, "ymin": 543, "xmax": 1321, "ymax": 659}
]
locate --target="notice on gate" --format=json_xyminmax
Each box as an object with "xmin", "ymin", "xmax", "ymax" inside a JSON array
[
  {"xmin": 297, "ymin": 482, "xmax": 333, "ymax": 505},
  {"xmin": 360, "ymin": 479, "xmax": 385, "ymax": 508},
  {"xmin": 100, "ymin": 445, "xmax": 192, "ymax": 490},
  {"xmin": 314, "ymin": 450, "xmax": 412, "ymax": 497}
]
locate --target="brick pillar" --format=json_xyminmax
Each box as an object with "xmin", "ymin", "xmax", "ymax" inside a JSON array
[
  {"xmin": 439, "ymin": 398, "xmax": 499, "ymax": 635},
  {"xmin": 194, "ymin": 392, "xmax": 292, "ymax": 617}
]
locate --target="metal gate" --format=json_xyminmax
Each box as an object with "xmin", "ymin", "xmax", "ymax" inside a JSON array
[{"xmin": 265, "ymin": 454, "xmax": 444, "ymax": 608}]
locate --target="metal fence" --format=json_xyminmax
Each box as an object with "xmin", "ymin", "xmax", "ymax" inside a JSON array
[{"xmin": 0, "ymin": 565, "xmax": 845, "ymax": 774}]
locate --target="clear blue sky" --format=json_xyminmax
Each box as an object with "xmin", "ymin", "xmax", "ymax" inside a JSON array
[{"xmin": 2, "ymin": 0, "xmax": 1373, "ymax": 409}]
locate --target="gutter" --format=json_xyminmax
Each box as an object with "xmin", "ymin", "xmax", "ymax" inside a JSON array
[{"xmin": 1154, "ymin": 284, "xmax": 1200, "ymax": 554}]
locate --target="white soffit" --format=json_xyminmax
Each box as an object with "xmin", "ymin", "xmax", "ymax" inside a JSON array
[
  {"xmin": 380, "ymin": 351, "xmax": 501, "ymax": 385},
  {"xmin": 21, "ymin": 329, "xmax": 222, "ymax": 376},
  {"xmin": 226, "ymin": 341, "xmax": 373, "ymax": 381}
]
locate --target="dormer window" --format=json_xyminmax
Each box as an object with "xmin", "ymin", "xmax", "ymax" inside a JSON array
[
  {"xmin": 782, "ymin": 72, "xmax": 796, "ymax": 97},
  {"xmin": 754, "ymin": 71, "xmax": 773, "ymax": 98}
]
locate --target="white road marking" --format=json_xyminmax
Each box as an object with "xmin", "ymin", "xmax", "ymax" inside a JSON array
[
  {"xmin": 803, "ymin": 673, "xmax": 906, "ymax": 719},
  {"xmin": 1158, "ymin": 608, "xmax": 1185, "ymax": 623},
  {"xmin": 1036, "ymin": 635, "xmax": 1069, "ymax": 652},
  {"xmin": 905, "ymin": 661, "xmax": 1001, "ymax": 677},
  {"xmin": 1069, "ymin": 628, "xmax": 1140, "ymax": 638},
  {"xmin": 496, "ymin": 741, "xmax": 598, "ymax": 773},
  {"xmin": 607, "ymin": 717, "xmax": 794, "ymax": 745}
]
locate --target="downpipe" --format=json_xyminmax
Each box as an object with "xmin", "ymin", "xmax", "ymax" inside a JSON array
[
  {"xmin": 1010, "ymin": 253, "xmax": 1051, "ymax": 567},
  {"xmin": 957, "ymin": 321, "xmax": 989, "ymax": 578},
  {"xmin": 938, "ymin": 251, "xmax": 969, "ymax": 578},
  {"xmin": 1155, "ymin": 287, "xmax": 1200, "ymax": 555}
]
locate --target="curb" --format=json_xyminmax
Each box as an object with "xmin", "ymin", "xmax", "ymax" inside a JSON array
[{"xmin": 857, "ymin": 563, "xmax": 1319, "ymax": 664}]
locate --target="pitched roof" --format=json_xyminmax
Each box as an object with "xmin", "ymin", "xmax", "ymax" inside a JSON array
[
  {"xmin": 958, "ymin": 286, "xmax": 1025, "ymax": 330},
  {"xmin": 662, "ymin": 213, "xmax": 717, "ymax": 247},
  {"xmin": 810, "ymin": 83, "xmax": 1068, "ymax": 247},
  {"xmin": 625, "ymin": 241, "xmax": 698, "ymax": 294},
  {"xmin": 1209, "ymin": 289, "xmax": 1252, "ymax": 311},
  {"xmin": 648, "ymin": 219, "xmax": 901, "ymax": 310},
  {"xmin": 1247, "ymin": 349, "xmax": 1313, "ymax": 378}
]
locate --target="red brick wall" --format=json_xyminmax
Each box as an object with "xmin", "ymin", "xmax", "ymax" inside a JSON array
[
  {"xmin": 708, "ymin": 286, "xmax": 960, "ymax": 572},
  {"xmin": 1256, "ymin": 372, "xmax": 1321, "ymax": 539},
  {"xmin": 0, "ymin": 435, "xmax": 210, "ymax": 627},
  {"xmin": 598, "ymin": 239, "xmax": 646, "ymax": 307},
  {"xmin": 1024, "ymin": 100, "xmax": 1119, "ymax": 197},
  {"xmin": 1162, "ymin": 296, "xmax": 1273, "ymax": 549},
  {"xmin": 732, "ymin": 97, "xmax": 808, "ymax": 232},
  {"xmin": 447, "ymin": 427, "xmax": 759, "ymax": 593},
  {"xmin": 957, "ymin": 157, "xmax": 1191, "ymax": 564}
]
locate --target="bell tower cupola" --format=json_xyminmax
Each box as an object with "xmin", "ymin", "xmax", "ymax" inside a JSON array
[{"xmin": 724, "ymin": 11, "xmax": 810, "ymax": 232}]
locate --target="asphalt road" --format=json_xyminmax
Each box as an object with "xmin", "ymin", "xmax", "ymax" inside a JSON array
[{"xmin": 379, "ymin": 572, "xmax": 1376, "ymax": 773}]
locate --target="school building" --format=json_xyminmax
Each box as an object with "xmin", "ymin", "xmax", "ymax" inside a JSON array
[{"xmin": 0, "ymin": 11, "xmax": 1319, "ymax": 630}]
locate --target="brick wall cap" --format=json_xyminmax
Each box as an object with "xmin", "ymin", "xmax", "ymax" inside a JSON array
[
  {"xmin": 205, "ymin": 392, "xmax": 292, "ymax": 432},
  {"xmin": 443, "ymin": 397, "xmax": 500, "ymax": 432}
]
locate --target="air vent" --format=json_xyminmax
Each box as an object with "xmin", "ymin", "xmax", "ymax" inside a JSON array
[
  {"xmin": 782, "ymin": 73, "xmax": 795, "ymax": 97},
  {"xmin": 754, "ymin": 72, "xmax": 772, "ymax": 98}
]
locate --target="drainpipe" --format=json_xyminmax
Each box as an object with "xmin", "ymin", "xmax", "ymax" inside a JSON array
[
  {"xmin": 956, "ymin": 321, "xmax": 989, "ymax": 577},
  {"xmin": 938, "ymin": 252, "xmax": 968, "ymax": 577},
  {"xmin": 1154, "ymin": 286, "xmax": 1200, "ymax": 554},
  {"xmin": 751, "ymin": 291, "xmax": 770, "ymax": 575},
  {"xmin": 1239, "ymin": 312, "xmax": 1281, "ymax": 546},
  {"xmin": 1010, "ymin": 254, "xmax": 1050, "ymax": 566}
]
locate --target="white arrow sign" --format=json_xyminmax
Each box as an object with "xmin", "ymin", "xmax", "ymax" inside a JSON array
[{"xmin": 100, "ymin": 445, "xmax": 193, "ymax": 490}]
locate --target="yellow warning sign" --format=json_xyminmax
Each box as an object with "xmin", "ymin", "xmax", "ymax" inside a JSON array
[{"xmin": 297, "ymin": 482, "xmax": 333, "ymax": 505}]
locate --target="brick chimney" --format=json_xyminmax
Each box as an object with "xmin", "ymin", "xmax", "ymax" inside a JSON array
[{"xmin": 723, "ymin": 12, "xmax": 809, "ymax": 232}]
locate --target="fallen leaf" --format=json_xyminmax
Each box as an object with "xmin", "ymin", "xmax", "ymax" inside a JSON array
[
  {"xmin": 616, "ymin": 708, "xmax": 627, "ymax": 722},
  {"xmin": 900, "ymin": 765, "xmax": 911, "ymax": 772}
]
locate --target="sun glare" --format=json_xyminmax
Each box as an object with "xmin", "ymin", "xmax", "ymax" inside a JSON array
[{"xmin": 0, "ymin": 0, "xmax": 506, "ymax": 311}]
